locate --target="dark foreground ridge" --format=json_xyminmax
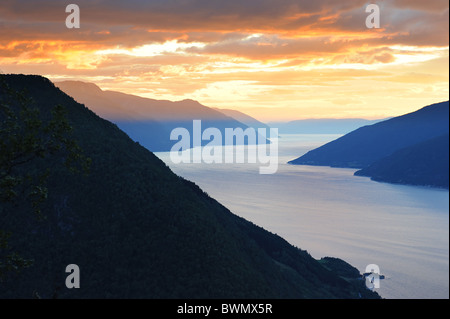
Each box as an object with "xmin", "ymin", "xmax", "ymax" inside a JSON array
[{"xmin": 0, "ymin": 74, "xmax": 379, "ymax": 299}]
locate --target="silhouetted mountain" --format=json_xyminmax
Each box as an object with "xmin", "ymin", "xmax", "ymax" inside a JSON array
[
  {"xmin": 270, "ymin": 118, "xmax": 384, "ymax": 134},
  {"xmin": 213, "ymin": 108, "xmax": 270, "ymax": 130},
  {"xmin": 289, "ymin": 101, "xmax": 449, "ymax": 168},
  {"xmin": 355, "ymin": 134, "xmax": 449, "ymax": 189},
  {"xmin": 0, "ymin": 74, "xmax": 378, "ymax": 299},
  {"xmin": 55, "ymin": 81, "xmax": 268, "ymax": 152}
]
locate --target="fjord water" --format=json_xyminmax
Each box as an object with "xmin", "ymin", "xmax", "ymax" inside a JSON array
[{"xmin": 155, "ymin": 134, "xmax": 449, "ymax": 299}]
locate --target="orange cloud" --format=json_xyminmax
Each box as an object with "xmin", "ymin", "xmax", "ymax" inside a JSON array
[{"xmin": 0, "ymin": 0, "xmax": 448, "ymax": 121}]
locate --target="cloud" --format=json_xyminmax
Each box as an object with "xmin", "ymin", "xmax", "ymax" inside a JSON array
[
  {"xmin": 391, "ymin": 0, "xmax": 449, "ymax": 12},
  {"xmin": 0, "ymin": 0, "xmax": 447, "ymax": 43},
  {"xmin": 0, "ymin": 0, "xmax": 448, "ymax": 121}
]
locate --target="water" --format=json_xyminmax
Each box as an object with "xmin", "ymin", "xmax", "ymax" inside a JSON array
[{"xmin": 155, "ymin": 134, "xmax": 449, "ymax": 299}]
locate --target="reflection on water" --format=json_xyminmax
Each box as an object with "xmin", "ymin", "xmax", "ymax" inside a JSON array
[{"xmin": 155, "ymin": 134, "xmax": 449, "ymax": 299}]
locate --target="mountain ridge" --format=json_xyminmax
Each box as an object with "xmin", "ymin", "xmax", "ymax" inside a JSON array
[
  {"xmin": 55, "ymin": 80, "xmax": 242, "ymax": 121},
  {"xmin": 355, "ymin": 133, "xmax": 449, "ymax": 189},
  {"xmin": 54, "ymin": 80, "xmax": 269, "ymax": 152},
  {"xmin": 0, "ymin": 74, "xmax": 379, "ymax": 299},
  {"xmin": 288, "ymin": 101, "xmax": 449, "ymax": 188},
  {"xmin": 289, "ymin": 101, "xmax": 449, "ymax": 168},
  {"xmin": 213, "ymin": 107, "xmax": 270, "ymax": 130}
]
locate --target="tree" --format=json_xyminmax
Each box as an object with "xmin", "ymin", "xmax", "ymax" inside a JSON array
[{"xmin": 0, "ymin": 78, "xmax": 90, "ymax": 280}]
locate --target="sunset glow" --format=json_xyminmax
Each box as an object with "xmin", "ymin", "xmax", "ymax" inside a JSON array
[{"xmin": 0, "ymin": 0, "xmax": 448, "ymax": 121}]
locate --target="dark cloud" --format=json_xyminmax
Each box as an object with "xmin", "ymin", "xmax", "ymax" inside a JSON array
[
  {"xmin": 0, "ymin": 0, "xmax": 447, "ymax": 63},
  {"xmin": 0, "ymin": 0, "xmax": 447, "ymax": 40},
  {"xmin": 391, "ymin": 0, "xmax": 449, "ymax": 12}
]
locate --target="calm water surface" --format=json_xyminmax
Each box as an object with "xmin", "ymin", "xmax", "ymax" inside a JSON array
[{"xmin": 155, "ymin": 134, "xmax": 449, "ymax": 299}]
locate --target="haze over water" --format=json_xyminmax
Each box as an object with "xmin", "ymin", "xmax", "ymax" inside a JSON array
[{"xmin": 156, "ymin": 134, "xmax": 449, "ymax": 299}]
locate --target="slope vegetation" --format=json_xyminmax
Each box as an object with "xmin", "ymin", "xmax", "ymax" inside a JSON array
[{"xmin": 0, "ymin": 74, "xmax": 378, "ymax": 299}]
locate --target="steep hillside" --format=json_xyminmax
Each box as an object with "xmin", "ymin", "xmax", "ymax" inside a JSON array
[
  {"xmin": 213, "ymin": 108, "xmax": 270, "ymax": 130},
  {"xmin": 55, "ymin": 81, "xmax": 267, "ymax": 152},
  {"xmin": 0, "ymin": 74, "xmax": 378, "ymax": 299},
  {"xmin": 355, "ymin": 134, "xmax": 449, "ymax": 189},
  {"xmin": 289, "ymin": 101, "xmax": 449, "ymax": 168}
]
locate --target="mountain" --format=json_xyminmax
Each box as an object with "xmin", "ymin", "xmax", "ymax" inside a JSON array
[
  {"xmin": 289, "ymin": 101, "xmax": 449, "ymax": 168},
  {"xmin": 54, "ymin": 81, "xmax": 235, "ymax": 122},
  {"xmin": 270, "ymin": 118, "xmax": 384, "ymax": 135},
  {"xmin": 55, "ymin": 81, "xmax": 268, "ymax": 152},
  {"xmin": 0, "ymin": 74, "xmax": 379, "ymax": 299},
  {"xmin": 213, "ymin": 108, "xmax": 270, "ymax": 130},
  {"xmin": 355, "ymin": 134, "xmax": 449, "ymax": 189}
]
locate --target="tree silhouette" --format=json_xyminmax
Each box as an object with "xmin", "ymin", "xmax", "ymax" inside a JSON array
[{"xmin": 0, "ymin": 78, "xmax": 90, "ymax": 280}]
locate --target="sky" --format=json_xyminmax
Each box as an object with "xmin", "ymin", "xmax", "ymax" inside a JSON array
[{"xmin": 0, "ymin": 0, "xmax": 448, "ymax": 121}]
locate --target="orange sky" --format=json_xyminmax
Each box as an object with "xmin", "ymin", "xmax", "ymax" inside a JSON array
[{"xmin": 0, "ymin": 0, "xmax": 448, "ymax": 121}]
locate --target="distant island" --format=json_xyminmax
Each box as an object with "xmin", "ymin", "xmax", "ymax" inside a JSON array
[{"xmin": 289, "ymin": 101, "xmax": 449, "ymax": 189}]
